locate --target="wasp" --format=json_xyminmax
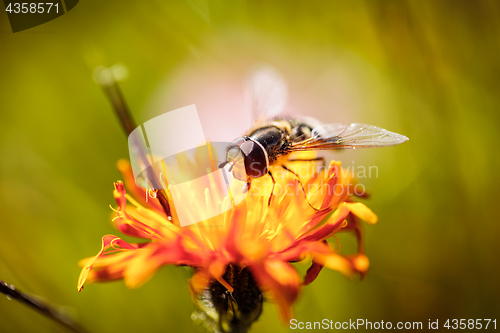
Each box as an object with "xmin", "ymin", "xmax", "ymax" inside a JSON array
[{"xmin": 219, "ymin": 65, "xmax": 409, "ymax": 206}]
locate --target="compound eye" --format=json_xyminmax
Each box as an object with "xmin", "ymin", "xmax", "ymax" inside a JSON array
[
  {"xmin": 240, "ymin": 141, "xmax": 268, "ymax": 178},
  {"xmin": 226, "ymin": 147, "xmax": 241, "ymax": 162}
]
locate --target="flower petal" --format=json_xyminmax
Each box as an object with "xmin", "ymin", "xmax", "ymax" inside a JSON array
[
  {"xmin": 313, "ymin": 253, "xmax": 370, "ymax": 278},
  {"xmin": 77, "ymin": 235, "xmax": 138, "ymax": 291},
  {"xmin": 124, "ymin": 238, "xmax": 204, "ymax": 288},
  {"xmin": 113, "ymin": 181, "xmax": 177, "ymax": 240},
  {"xmin": 303, "ymin": 261, "xmax": 324, "ymax": 286},
  {"xmin": 344, "ymin": 202, "xmax": 378, "ymax": 224},
  {"xmin": 190, "ymin": 268, "xmax": 212, "ymax": 294},
  {"xmin": 250, "ymin": 259, "xmax": 300, "ymax": 322},
  {"xmin": 208, "ymin": 258, "xmax": 233, "ymax": 292},
  {"xmin": 116, "ymin": 159, "xmax": 165, "ymax": 213}
]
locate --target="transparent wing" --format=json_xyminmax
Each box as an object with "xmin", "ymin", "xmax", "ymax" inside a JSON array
[
  {"xmin": 244, "ymin": 64, "xmax": 288, "ymax": 127},
  {"xmin": 288, "ymin": 123, "xmax": 409, "ymax": 151}
]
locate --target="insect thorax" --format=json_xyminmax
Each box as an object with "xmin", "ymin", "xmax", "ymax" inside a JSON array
[{"xmin": 247, "ymin": 118, "xmax": 316, "ymax": 163}]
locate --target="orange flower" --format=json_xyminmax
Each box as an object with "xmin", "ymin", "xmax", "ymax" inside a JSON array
[{"xmin": 78, "ymin": 155, "xmax": 377, "ymax": 332}]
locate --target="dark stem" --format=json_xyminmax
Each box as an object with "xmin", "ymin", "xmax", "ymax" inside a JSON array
[
  {"xmin": 0, "ymin": 279, "xmax": 89, "ymax": 333},
  {"xmin": 97, "ymin": 72, "xmax": 137, "ymax": 136},
  {"xmin": 95, "ymin": 67, "xmax": 173, "ymax": 219}
]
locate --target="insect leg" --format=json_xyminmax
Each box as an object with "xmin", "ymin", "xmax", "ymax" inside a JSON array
[
  {"xmin": 267, "ymin": 171, "xmax": 276, "ymax": 206},
  {"xmin": 242, "ymin": 181, "xmax": 252, "ymax": 193},
  {"xmin": 280, "ymin": 165, "xmax": 319, "ymax": 211}
]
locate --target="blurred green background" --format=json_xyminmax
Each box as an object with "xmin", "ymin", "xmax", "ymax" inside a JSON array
[{"xmin": 1, "ymin": 1, "xmax": 499, "ymax": 332}]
